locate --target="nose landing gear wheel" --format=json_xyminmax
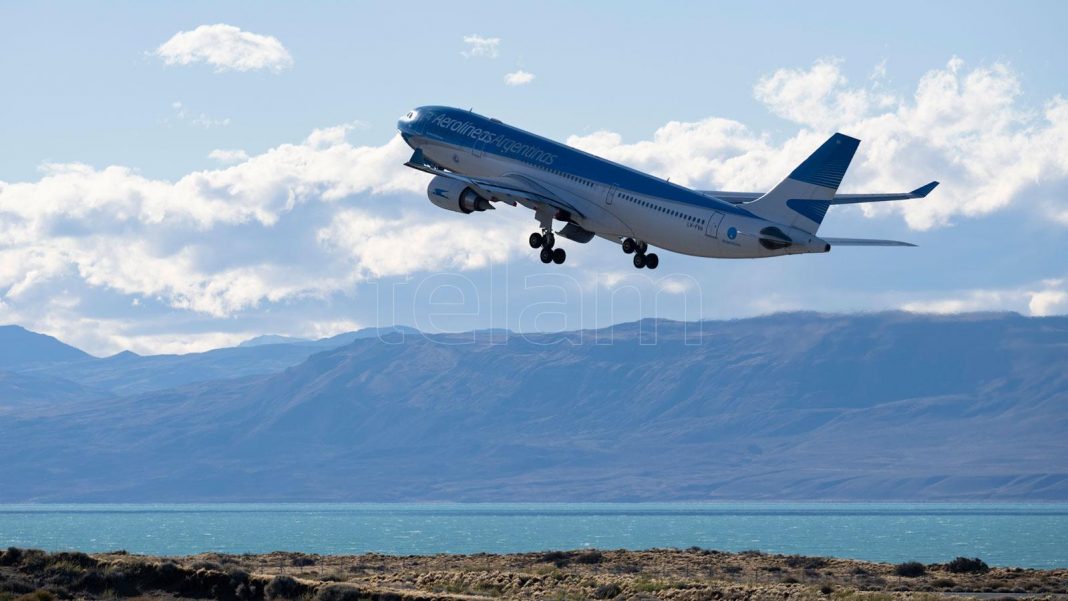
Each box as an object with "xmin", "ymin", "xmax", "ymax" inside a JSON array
[
  {"xmin": 633, "ymin": 253, "xmax": 646, "ymax": 269},
  {"xmin": 552, "ymin": 248, "xmax": 566, "ymax": 264},
  {"xmin": 645, "ymin": 253, "xmax": 659, "ymax": 269},
  {"xmin": 529, "ymin": 232, "xmax": 544, "ymax": 248}
]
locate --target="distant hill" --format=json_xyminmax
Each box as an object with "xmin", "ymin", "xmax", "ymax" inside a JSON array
[
  {"xmin": 238, "ymin": 334, "xmax": 313, "ymax": 347},
  {"xmin": 0, "ymin": 325, "xmax": 91, "ymax": 370},
  {"xmin": 20, "ymin": 325, "xmax": 422, "ymax": 396},
  {"xmin": 1, "ymin": 312, "xmax": 1065, "ymax": 502}
]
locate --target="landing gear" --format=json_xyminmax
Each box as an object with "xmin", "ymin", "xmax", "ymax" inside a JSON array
[
  {"xmin": 623, "ymin": 238, "xmax": 659, "ymax": 269},
  {"xmin": 533, "ymin": 230, "xmax": 565, "ymax": 264}
]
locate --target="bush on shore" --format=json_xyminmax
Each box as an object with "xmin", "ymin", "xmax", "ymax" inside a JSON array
[
  {"xmin": 947, "ymin": 557, "xmax": 990, "ymax": 574},
  {"xmin": 894, "ymin": 561, "xmax": 926, "ymax": 577}
]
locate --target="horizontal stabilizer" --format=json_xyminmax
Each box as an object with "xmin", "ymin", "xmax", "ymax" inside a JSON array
[
  {"xmin": 700, "ymin": 181, "xmax": 940, "ymax": 206},
  {"xmin": 830, "ymin": 181, "xmax": 939, "ymax": 205},
  {"xmin": 824, "ymin": 237, "xmax": 916, "ymax": 247}
]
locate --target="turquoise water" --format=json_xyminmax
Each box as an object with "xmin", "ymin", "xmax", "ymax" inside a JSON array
[{"xmin": 1, "ymin": 504, "xmax": 1065, "ymax": 568}]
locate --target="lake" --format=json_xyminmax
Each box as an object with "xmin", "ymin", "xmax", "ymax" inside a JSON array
[{"xmin": 1, "ymin": 503, "xmax": 1065, "ymax": 568}]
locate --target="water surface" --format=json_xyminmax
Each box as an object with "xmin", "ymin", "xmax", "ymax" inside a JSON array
[{"xmin": 1, "ymin": 503, "xmax": 1064, "ymax": 568}]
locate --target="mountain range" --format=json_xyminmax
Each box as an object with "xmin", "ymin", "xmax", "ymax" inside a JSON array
[{"xmin": 0, "ymin": 312, "xmax": 1065, "ymax": 502}]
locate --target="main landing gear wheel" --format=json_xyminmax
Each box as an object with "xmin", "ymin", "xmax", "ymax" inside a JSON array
[
  {"xmin": 622, "ymin": 238, "xmax": 637, "ymax": 254},
  {"xmin": 542, "ymin": 232, "xmax": 556, "ymax": 249},
  {"xmin": 552, "ymin": 248, "xmax": 566, "ymax": 264},
  {"xmin": 633, "ymin": 253, "xmax": 646, "ymax": 269},
  {"xmin": 540, "ymin": 248, "xmax": 553, "ymax": 263},
  {"xmin": 637, "ymin": 240, "xmax": 648, "ymax": 255},
  {"xmin": 529, "ymin": 232, "xmax": 544, "ymax": 248},
  {"xmin": 645, "ymin": 253, "xmax": 659, "ymax": 269}
]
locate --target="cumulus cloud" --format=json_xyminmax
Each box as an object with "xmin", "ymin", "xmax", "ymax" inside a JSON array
[
  {"xmin": 461, "ymin": 34, "xmax": 500, "ymax": 58},
  {"xmin": 504, "ymin": 70, "xmax": 535, "ymax": 86},
  {"xmin": 568, "ymin": 57, "xmax": 1068, "ymax": 231},
  {"xmin": 0, "ymin": 125, "xmax": 461, "ymax": 322},
  {"xmin": 155, "ymin": 24, "xmax": 293, "ymax": 72}
]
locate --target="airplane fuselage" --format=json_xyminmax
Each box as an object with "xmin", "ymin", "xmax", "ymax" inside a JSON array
[{"xmin": 398, "ymin": 106, "xmax": 829, "ymax": 260}]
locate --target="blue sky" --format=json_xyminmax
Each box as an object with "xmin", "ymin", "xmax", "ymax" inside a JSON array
[{"xmin": 1, "ymin": 1, "xmax": 1067, "ymax": 354}]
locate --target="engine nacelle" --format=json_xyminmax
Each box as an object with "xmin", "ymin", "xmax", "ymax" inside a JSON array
[{"xmin": 427, "ymin": 175, "xmax": 493, "ymax": 214}]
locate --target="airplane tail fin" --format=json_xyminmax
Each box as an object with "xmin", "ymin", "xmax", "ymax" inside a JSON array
[{"xmin": 746, "ymin": 133, "xmax": 860, "ymax": 234}]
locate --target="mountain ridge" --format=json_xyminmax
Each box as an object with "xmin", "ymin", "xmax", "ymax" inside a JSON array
[{"xmin": 1, "ymin": 311, "xmax": 1064, "ymax": 502}]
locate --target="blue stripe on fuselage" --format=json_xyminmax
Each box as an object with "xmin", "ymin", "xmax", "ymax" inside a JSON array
[{"xmin": 409, "ymin": 106, "xmax": 756, "ymax": 218}]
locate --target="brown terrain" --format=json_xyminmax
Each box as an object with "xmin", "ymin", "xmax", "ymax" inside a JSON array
[{"xmin": 1, "ymin": 547, "xmax": 1065, "ymax": 601}]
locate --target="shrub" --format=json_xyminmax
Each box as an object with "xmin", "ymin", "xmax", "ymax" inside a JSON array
[
  {"xmin": 575, "ymin": 551, "xmax": 604, "ymax": 564},
  {"xmin": 931, "ymin": 578, "xmax": 956, "ymax": 588},
  {"xmin": 786, "ymin": 555, "xmax": 828, "ymax": 569},
  {"xmin": 540, "ymin": 551, "xmax": 571, "ymax": 567},
  {"xmin": 947, "ymin": 557, "xmax": 990, "ymax": 574},
  {"xmin": 189, "ymin": 560, "xmax": 224, "ymax": 572},
  {"xmin": 265, "ymin": 575, "xmax": 303, "ymax": 600},
  {"xmin": 592, "ymin": 583, "xmax": 622, "ymax": 599},
  {"xmin": 314, "ymin": 583, "xmax": 365, "ymax": 601},
  {"xmin": 0, "ymin": 548, "xmax": 23, "ymax": 567},
  {"xmin": 895, "ymin": 561, "xmax": 926, "ymax": 577}
]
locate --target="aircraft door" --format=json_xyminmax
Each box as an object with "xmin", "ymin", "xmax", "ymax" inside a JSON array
[
  {"xmin": 705, "ymin": 211, "xmax": 725, "ymax": 238},
  {"xmin": 605, "ymin": 185, "xmax": 617, "ymax": 205}
]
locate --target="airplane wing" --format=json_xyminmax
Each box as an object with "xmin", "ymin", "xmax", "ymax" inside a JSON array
[
  {"xmin": 405, "ymin": 150, "xmax": 586, "ymax": 218},
  {"xmin": 699, "ymin": 181, "xmax": 939, "ymax": 205},
  {"xmin": 824, "ymin": 238, "xmax": 916, "ymax": 247}
]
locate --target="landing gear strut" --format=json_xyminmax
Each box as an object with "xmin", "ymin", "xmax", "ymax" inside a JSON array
[
  {"xmin": 531, "ymin": 230, "xmax": 565, "ymax": 264},
  {"xmin": 622, "ymin": 238, "xmax": 658, "ymax": 269}
]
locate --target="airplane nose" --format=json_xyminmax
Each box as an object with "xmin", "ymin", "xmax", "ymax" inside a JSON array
[{"xmin": 397, "ymin": 109, "xmax": 420, "ymax": 135}]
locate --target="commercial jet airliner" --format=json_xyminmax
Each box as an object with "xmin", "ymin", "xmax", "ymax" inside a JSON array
[{"xmin": 398, "ymin": 106, "xmax": 938, "ymax": 268}]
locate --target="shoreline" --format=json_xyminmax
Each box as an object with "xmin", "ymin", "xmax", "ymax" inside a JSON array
[{"xmin": 1, "ymin": 547, "xmax": 1065, "ymax": 601}]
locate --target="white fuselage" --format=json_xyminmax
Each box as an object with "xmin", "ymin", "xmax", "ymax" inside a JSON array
[{"xmin": 399, "ymin": 107, "xmax": 829, "ymax": 259}]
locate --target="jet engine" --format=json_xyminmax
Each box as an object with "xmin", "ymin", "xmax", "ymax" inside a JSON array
[{"xmin": 427, "ymin": 175, "xmax": 493, "ymax": 214}]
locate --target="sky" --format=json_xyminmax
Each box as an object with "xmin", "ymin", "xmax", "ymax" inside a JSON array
[{"xmin": 1, "ymin": 1, "xmax": 1068, "ymax": 355}]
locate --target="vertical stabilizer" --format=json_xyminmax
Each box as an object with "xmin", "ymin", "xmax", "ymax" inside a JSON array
[{"xmin": 746, "ymin": 133, "xmax": 860, "ymax": 234}]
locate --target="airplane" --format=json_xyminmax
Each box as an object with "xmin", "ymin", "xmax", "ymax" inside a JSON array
[{"xmin": 397, "ymin": 106, "xmax": 938, "ymax": 269}]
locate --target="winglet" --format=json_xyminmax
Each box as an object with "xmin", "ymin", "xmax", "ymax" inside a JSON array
[{"xmin": 910, "ymin": 181, "xmax": 939, "ymax": 198}]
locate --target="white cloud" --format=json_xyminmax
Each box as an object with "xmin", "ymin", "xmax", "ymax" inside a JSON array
[
  {"xmin": 461, "ymin": 34, "xmax": 500, "ymax": 58},
  {"xmin": 901, "ymin": 279, "xmax": 1068, "ymax": 316},
  {"xmin": 568, "ymin": 57, "xmax": 1068, "ymax": 231},
  {"xmin": 0, "ymin": 126, "xmax": 442, "ymax": 323},
  {"xmin": 155, "ymin": 24, "xmax": 293, "ymax": 72},
  {"xmin": 504, "ymin": 70, "xmax": 535, "ymax": 86},
  {"xmin": 208, "ymin": 149, "xmax": 249, "ymax": 164}
]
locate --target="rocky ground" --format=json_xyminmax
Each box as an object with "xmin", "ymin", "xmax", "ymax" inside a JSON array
[{"xmin": 1, "ymin": 547, "xmax": 1065, "ymax": 601}]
